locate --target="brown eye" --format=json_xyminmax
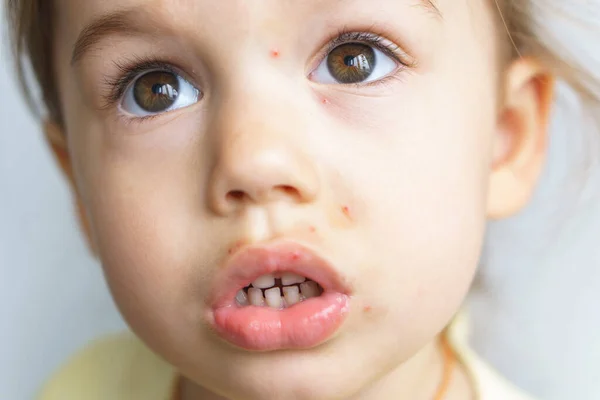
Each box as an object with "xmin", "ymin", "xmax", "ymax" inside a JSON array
[
  {"xmin": 133, "ymin": 71, "xmax": 179, "ymax": 112},
  {"xmin": 311, "ymin": 37, "xmax": 399, "ymax": 85},
  {"xmin": 327, "ymin": 43, "xmax": 376, "ymax": 84},
  {"xmin": 122, "ymin": 70, "xmax": 200, "ymax": 116}
]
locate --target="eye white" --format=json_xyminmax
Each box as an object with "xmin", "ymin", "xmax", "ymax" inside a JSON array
[
  {"xmin": 311, "ymin": 46, "xmax": 397, "ymax": 85},
  {"xmin": 120, "ymin": 71, "xmax": 200, "ymax": 117}
]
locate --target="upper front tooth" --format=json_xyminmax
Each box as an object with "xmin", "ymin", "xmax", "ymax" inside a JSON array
[
  {"xmin": 252, "ymin": 274, "xmax": 275, "ymax": 289},
  {"xmin": 281, "ymin": 272, "xmax": 307, "ymax": 286}
]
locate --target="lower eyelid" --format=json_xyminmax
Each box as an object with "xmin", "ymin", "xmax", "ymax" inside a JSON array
[
  {"xmin": 363, "ymin": 72, "xmax": 406, "ymax": 88},
  {"xmin": 112, "ymin": 104, "xmax": 194, "ymax": 130}
]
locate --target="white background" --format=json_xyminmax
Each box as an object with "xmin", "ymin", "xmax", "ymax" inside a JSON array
[{"xmin": 1, "ymin": 4, "xmax": 599, "ymax": 400}]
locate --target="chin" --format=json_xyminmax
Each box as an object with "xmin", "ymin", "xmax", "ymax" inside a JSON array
[{"xmin": 194, "ymin": 348, "xmax": 373, "ymax": 400}]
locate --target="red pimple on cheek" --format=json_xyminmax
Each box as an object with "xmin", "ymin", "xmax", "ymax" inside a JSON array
[
  {"xmin": 342, "ymin": 205, "xmax": 351, "ymax": 218},
  {"xmin": 363, "ymin": 305, "xmax": 372, "ymax": 313},
  {"xmin": 309, "ymin": 226, "xmax": 317, "ymax": 233},
  {"xmin": 321, "ymin": 97, "xmax": 329, "ymax": 105},
  {"xmin": 270, "ymin": 48, "xmax": 280, "ymax": 58}
]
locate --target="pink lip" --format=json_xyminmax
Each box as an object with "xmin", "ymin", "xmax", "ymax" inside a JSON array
[{"xmin": 208, "ymin": 240, "xmax": 352, "ymax": 351}]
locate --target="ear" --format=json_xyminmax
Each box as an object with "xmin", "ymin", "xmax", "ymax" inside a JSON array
[
  {"xmin": 486, "ymin": 59, "xmax": 555, "ymax": 219},
  {"xmin": 44, "ymin": 121, "xmax": 97, "ymax": 255}
]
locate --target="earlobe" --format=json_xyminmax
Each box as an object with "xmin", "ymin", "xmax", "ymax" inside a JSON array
[
  {"xmin": 487, "ymin": 58, "xmax": 555, "ymax": 219},
  {"xmin": 44, "ymin": 120, "xmax": 98, "ymax": 256}
]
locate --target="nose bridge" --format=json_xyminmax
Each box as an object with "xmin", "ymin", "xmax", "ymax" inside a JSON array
[{"xmin": 208, "ymin": 90, "xmax": 319, "ymax": 214}]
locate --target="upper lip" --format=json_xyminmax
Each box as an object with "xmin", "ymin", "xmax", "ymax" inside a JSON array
[{"xmin": 208, "ymin": 239, "xmax": 352, "ymax": 308}]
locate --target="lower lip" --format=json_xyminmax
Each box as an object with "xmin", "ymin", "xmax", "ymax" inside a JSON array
[{"xmin": 212, "ymin": 292, "xmax": 350, "ymax": 351}]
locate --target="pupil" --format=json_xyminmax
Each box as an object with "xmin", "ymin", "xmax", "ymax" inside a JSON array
[
  {"xmin": 344, "ymin": 55, "xmax": 356, "ymax": 66},
  {"xmin": 152, "ymin": 84, "xmax": 164, "ymax": 95},
  {"xmin": 152, "ymin": 83, "xmax": 178, "ymax": 99}
]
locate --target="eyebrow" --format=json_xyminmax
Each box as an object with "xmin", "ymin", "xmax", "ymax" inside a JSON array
[
  {"xmin": 71, "ymin": 7, "xmax": 155, "ymax": 65},
  {"xmin": 71, "ymin": 1, "xmax": 442, "ymax": 65}
]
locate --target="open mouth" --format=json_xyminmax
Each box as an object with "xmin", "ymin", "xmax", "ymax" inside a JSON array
[
  {"xmin": 208, "ymin": 240, "xmax": 351, "ymax": 351},
  {"xmin": 236, "ymin": 273, "xmax": 324, "ymax": 308}
]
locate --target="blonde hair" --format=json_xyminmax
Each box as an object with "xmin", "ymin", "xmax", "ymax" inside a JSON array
[
  {"xmin": 5, "ymin": 0, "xmax": 600, "ymax": 128},
  {"xmin": 497, "ymin": 1, "xmax": 600, "ymax": 125}
]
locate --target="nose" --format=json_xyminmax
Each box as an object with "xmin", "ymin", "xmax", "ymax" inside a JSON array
[{"xmin": 207, "ymin": 101, "xmax": 320, "ymax": 215}]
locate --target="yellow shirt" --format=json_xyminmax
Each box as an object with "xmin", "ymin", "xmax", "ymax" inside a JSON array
[{"xmin": 38, "ymin": 314, "xmax": 534, "ymax": 400}]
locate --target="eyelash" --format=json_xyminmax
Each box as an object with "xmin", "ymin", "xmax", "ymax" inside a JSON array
[
  {"xmin": 101, "ymin": 30, "xmax": 414, "ymax": 109},
  {"xmin": 101, "ymin": 56, "xmax": 183, "ymax": 108},
  {"xmin": 324, "ymin": 29, "xmax": 413, "ymax": 69}
]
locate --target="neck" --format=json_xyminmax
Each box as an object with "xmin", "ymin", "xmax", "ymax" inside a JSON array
[{"xmin": 179, "ymin": 337, "xmax": 473, "ymax": 400}]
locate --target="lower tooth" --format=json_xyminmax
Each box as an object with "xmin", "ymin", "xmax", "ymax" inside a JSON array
[
  {"xmin": 283, "ymin": 286, "xmax": 300, "ymax": 306},
  {"xmin": 236, "ymin": 290, "xmax": 249, "ymax": 306},
  {"xmin": 300, "ymin": 281, "xmax": 319, "ymax": 299},
  {"xmin": 248, "ymin": 288, "xmax": 265, "ymax": 306},
  {"xmin": 265, "ymin": 287, "xmax": 283, "ymax": 309}
]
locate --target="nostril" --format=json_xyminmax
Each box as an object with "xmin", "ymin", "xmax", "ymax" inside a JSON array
[
  {"xmin": 227, "ymin": 190, "xmax": 246, "ymax": 202},
  {"xmin": 224, "ymin": 185, "xmax": 302, "ymax": 205},
  {"xmin": 277, "ymin": 185, "xmax": 298, "ymax": 196}
]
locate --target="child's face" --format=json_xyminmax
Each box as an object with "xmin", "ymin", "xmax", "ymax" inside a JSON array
[{"xmin": 49, "ymin": 0, "xmax": 550, "ymax": 398}]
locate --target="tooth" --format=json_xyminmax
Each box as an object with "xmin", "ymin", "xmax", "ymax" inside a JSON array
[
  {"xmin": 300, "ymin": 281, "xmax": 319, "ymax": 299},
  {"xmin": 281, "ymin": 272, "xmax": 307, "ymax": 286},
  {"xmin": 236, "ymin": 290, "xmax": 249, "ymax": 306},
  {"xmin": 252, "ymin": 274, "xmax": 275, "ymax": 289},
  {"xmin": 265, "ymin": 287, "xmax": 283, "ymax": 309},
  {"xmin": 248, "ymin": 288, "xmax": 265, "ymax": 306},
  {"xmin": 283, "ymin": 286, "xmax": 300, "ymax": 306}
]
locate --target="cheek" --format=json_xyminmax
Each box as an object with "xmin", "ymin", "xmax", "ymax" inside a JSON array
[
  {"xmin": 333, "ymin": 78, "xmax": 496, "ymax": 336},
  {"xmin": 67, "ymin": 112, "xmax": 216, "ymax": 338}
]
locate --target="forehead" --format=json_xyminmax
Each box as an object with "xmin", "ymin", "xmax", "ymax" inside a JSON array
[
  {"xmin": 55, "ymin": 0, "xmax": 449, "ymax": 45},
  {"xmin": 57, "ymin": 0, "xmax": 442, "ymax": 18},
  {"xmin": 53, "ymin": 0, "xmax": 498, "ymax": 75}
]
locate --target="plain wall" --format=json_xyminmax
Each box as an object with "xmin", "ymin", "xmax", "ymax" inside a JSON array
[{"xmin": 1, "ymin": 3, "xmax": 599, "ymax": 400}]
